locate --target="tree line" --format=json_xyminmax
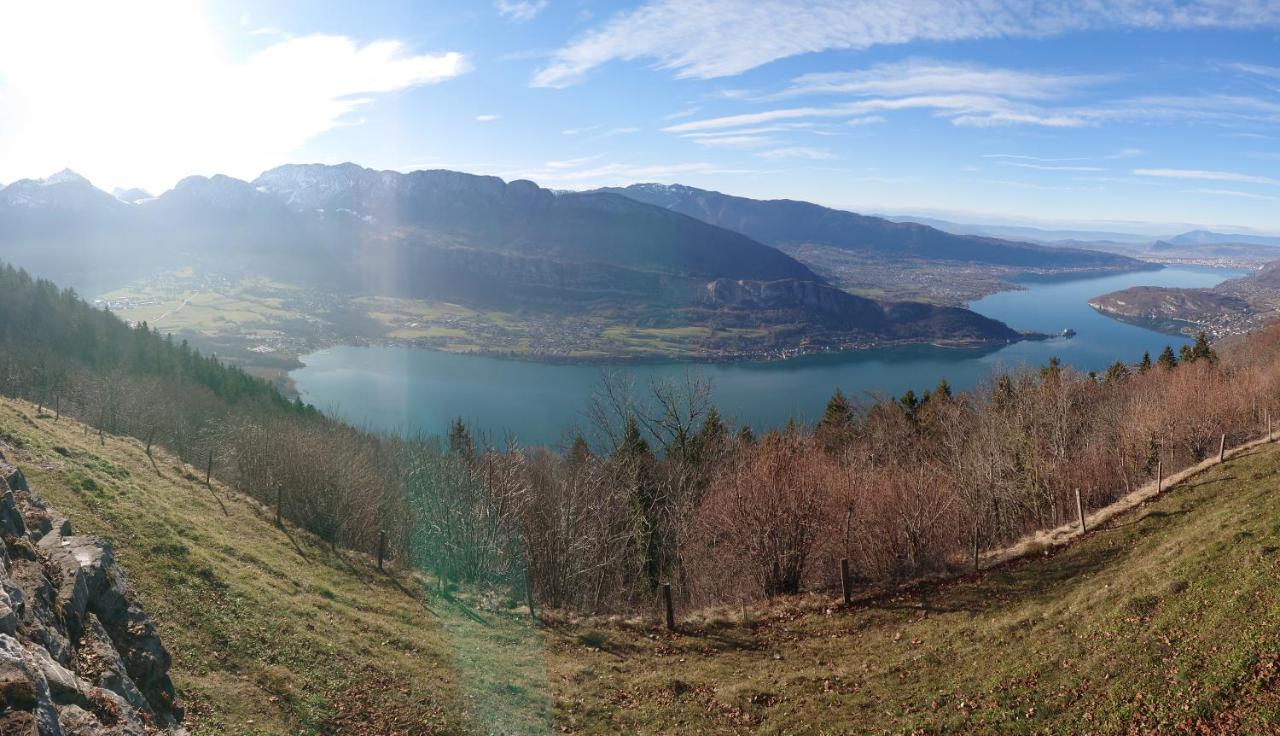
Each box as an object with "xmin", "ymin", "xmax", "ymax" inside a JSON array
[{"xmin": 1, "ymin": 260, "xmax": 1277, "ymax": 616}]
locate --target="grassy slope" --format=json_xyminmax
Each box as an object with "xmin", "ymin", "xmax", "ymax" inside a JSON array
[{"xmin": 2, "ymin": 395, "xmax": 1279, "ymax": 733}]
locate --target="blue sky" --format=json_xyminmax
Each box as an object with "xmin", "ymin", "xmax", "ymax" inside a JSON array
[{"xmin": 2, "ymin": 1, "xmax": 1279, "ymax": 233}]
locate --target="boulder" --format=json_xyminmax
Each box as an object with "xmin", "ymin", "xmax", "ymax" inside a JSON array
[{"xmin": 0, "ymin": 452, "xmax": 30, "ymax": 494}]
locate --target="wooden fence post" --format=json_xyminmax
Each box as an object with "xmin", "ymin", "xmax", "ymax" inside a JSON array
[
  {"xmin": 275, "ymin": 484, "xmax": 283, "ymax": 527},
  {"xmin": 145, "ymin": 428, "xmax": 154, "ymax": 457},
  {"xmin": 98, "ymin": 427, "xmax": 104, "ymax": 446},
  {"xmin": 205, "ymin": 451, "xmax": 213, "ymax": 487},
  {"xmin": 1075, "ymin": 488, "xmax": 1087, "ymax": 533},
  {"xmin": 1220, "ymin": 433, "xmax": 1226, "ymax": 463},
  {"xmin": 1269, "ymin": 411, "xmax": 1274, "ymax": 442},
  {"xmin": 1156, "ymin": 458, "xmax": 1162, "ymax": 494},
  {"xmin": 377, "ymin": 530, "xmax": 386, "ymax": 571},
  {"xmin": 54, "ymin": 396, "xmax": 59, "ymax": 421},
  {"xmin": 840, "ymin": 558, "xmax": 852, "ymax": 605},
  {"xmin": 662, "ymin": 583, "xmax": 675, "ymax": 632}
]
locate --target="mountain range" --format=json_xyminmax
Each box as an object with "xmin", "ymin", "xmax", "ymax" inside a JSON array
[
  {"xmin": 883, "ymin": 214, "xmax": 1280, "ymax": 250},
  {"xmin": 601, "ymin": 183, "xmax": 1145, "ymax": 269},
  {"xmin": 0, "ymin": 164, "xmax": 1130, "ymax": 357}
]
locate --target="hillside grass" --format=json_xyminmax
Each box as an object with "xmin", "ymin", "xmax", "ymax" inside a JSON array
[{"xmin": 2, "ymin": 395, "xmax": 1279, "ymax": 733}]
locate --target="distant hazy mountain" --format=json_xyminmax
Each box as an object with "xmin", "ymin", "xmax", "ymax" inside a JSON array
[
  {"xmin": 252, "ymin": 164, "xmax": 818, "ymax": 284},
  {"xmin": 886, "ymin": 216, "xmax": 1280, "ymax": 250},
  {"xmin": 112, "ymin": 187, "xmax": 153, "ymax": 204},
  {"xmin": 880, "ymin": 215, "xmax": 1158, "ymax": 245},
  {"xmin": 0, "ymin": 164, "xmax": 1025, "ymax": 350},
  {"xmin": 1164, "ymin": 230, "xmax": 1280, "ymax": 248},
  {"xmin": 603, "ymin": 183, "xmax": 1146, "ymax": 270}
]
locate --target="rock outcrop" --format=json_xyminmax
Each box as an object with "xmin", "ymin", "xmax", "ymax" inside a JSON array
[{"xmin": 0, "ymin": 450, "xmax": 183, "ymax": 734}]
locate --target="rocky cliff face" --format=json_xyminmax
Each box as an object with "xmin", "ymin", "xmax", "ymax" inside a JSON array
[{"xmin": 0, "ymin": 450, "xmax": 183, "ymax": 735}]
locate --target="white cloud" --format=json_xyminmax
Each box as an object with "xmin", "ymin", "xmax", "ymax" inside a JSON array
[
  {"xmin": 983, "ymin": 154, "xmax": 1091, "ymax": 162},
  {"xmin": 516, "ymin": 160, "xmax": 756, "ymax": 186},
  {"xmin": 1183, "ymin": 188, "xmax": 1278, "ymax": 201},
  {"xmin": 545, "ymin": 154, "xmax": 603, "ymax": 169},
  {"xmin": 1230, "ymin": 63, "xmax": 1280, "ymax": 79},
  {"xmin": 846, "ymin": 115, "xmax": 885, "ymax": 127},
  {"xmin": 691, "ymin": 134, "xmax": 777, "ymax": 148},
  {"xmin": 1134, "ymin": 168, "xmax": 1280, "ymax": 186},
  {"xmin": 665, "ymin": 94, "xmax": 1090, "ymax": 133},
  {"xmin": 0, "ymin": 1, "xmax": 466, "ymax": 193},
  {"xmin": 777, "ymin": 60, "xmax": 1106, "ymax": 100},
  {"xmin": 758, "ymin": 146, "xmax": 836, "ymax": 160},
  {"xmin": 495, "ymin": 0, "xmax": 549, "ymax": 22},
  {"xmin": 1001, "ymin": 162, "xmax": 1106, "ymax": 172},
  {"xmin": 533, "ymin": 0, "xmax": 1280, "ymax": 87},
  {"xmin": 1107, "ymin": 147, "xmax": 1145, "ymax": 159},
  {"xmin": 476, "ymin": 114, "xmax": 501, "ymax": 122}
]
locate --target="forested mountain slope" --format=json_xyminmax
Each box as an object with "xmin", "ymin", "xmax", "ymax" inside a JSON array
[{"xmin": 2, "ymin": 396, "xmax": 1278, "ymax": 734}]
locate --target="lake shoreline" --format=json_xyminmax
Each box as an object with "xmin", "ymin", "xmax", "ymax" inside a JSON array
[{"xmin": 290, "ymin": 265, "xmax": 1245, "ymax": 446}]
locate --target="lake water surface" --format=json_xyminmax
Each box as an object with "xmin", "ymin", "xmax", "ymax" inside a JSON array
[{"xmin": 292, "ymin": 265, "xmax": 1245, "ymax": 446}]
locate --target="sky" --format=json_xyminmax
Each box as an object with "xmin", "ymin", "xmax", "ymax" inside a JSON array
[{"xmin": 1, "ymin": 1, "xmax": 1279, "ymax": 234}]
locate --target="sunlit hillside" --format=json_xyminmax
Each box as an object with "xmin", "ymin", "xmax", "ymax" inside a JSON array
[{"xmin": 4, "ymin": 395, "xmax": 1280, "ymax": 734}]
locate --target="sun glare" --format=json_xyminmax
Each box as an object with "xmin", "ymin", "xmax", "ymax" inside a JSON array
[{"xmin": 0, "ymin": 1, "xmax": 464, "ymax": 193}]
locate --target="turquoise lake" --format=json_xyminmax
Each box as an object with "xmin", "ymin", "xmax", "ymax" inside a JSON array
[{"xmin": 291, "ymin": 265, "xmax": 1245, "ymax": 447}]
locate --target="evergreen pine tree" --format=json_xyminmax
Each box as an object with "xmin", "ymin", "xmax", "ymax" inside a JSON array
[
  {"xmin": 899, "ymin": 389, "xmax": 919, "ymax": 418},
  {"xmin": 933, "ymin": 378, "xmax": 952, "ymax": 400},
  {"xmin": 1157, "ymin": 345, "xmax": 1179, "ymax": 370},
  {"xmin": 1041, "ymin": 356, "xmax": 1061, "ymax": 381},
  {"xmin": 1105, "ymin": 360, "xmax": 1130, "ymax": 383},
  {"xmin": 567, "ymin": 434, "xmax": 592, "ymax": 465},
  {"xmin": 447, "ymin": 417, "xmax": 475, "ymax": 458},
  {"xmin": 1190, "ymin": 331, "xmax": 1217, "ymax": 363},
  {"xmin": 1138, "ymin": 351, "xmax": 1153, "ymax": 373},
  {"xmin": 692, "ymin": 407, "xmax": 728, "ymax": 464},
  {"xmin": 816, "ymin": 388, "xmax": 855, "ymax": 453}
]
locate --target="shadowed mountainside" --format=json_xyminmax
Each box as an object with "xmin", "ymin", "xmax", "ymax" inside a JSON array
[{"xmin": 0, "ymin": 165, "xmax": 1027, "ymax": 354}]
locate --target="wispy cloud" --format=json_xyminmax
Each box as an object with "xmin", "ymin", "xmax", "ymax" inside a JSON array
[
  {"xmin": 1183, "ymin": 187, "xmax": 1278, "ymax": 201},
  {"xmin": 690, "ymin": 134, "xmax": 777, "ymax": 148},
  {"xmin": 516, "ymin": 160, "xmax": 757, "ymax": 186},
  {"xmin": 495, "ymin": 0, "xmax": 549, "ymax": 23},
  {"xmin": 1107, "ymin": 148, "xmax": 1144, "ymax": 159},
  {"xmin": 776, "ymin": 60, "xmax": 1107, "ymax": 100},
  {"xmin": 983, "ymin": 153, "xmax": 1091, "ymax": 162},
  {"xmin": 664, "ymin": 94, "xmax": 1090, "ymax": 133},
  {"xmin": 1134, "ymin": 168, "xmax": 1280, "ymax": 186},
  {"xmin": 846, "ymin": 115, "xmax": 885, "ymax": 127},
  {"xmin": 1001, "ymin": 162, "xmax": 1106, "ymax": 172},
  {"xmin": 475, "ymin": 114, "xmax": 501, "ymax": 122},
  {"xmin": 545, "ymin": 154, "xmax": 603, "ymax": 169},
  {"xmin": 533, "ymin": 0, "xmax": 1280, "ymax": 87},
  {"xmin": 1229, "ymin": 62, "xmax": 1280, "ymax": 80},
  {"xmin": 758, "ymin": 146, "xmax": 836, "ymax": 160},
  {"xmin": 662, "ymin": 107, "xmax": 702, "ymax": 120}
]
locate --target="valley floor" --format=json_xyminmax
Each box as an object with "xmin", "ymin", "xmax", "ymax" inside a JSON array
[
  {"xmin": 2, "ymin": 396, "xmax": 1279, "ymax": 733},
  {"xmin": 95, "ymin": 268, "xmax": 1025, "ymax": 376}
]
